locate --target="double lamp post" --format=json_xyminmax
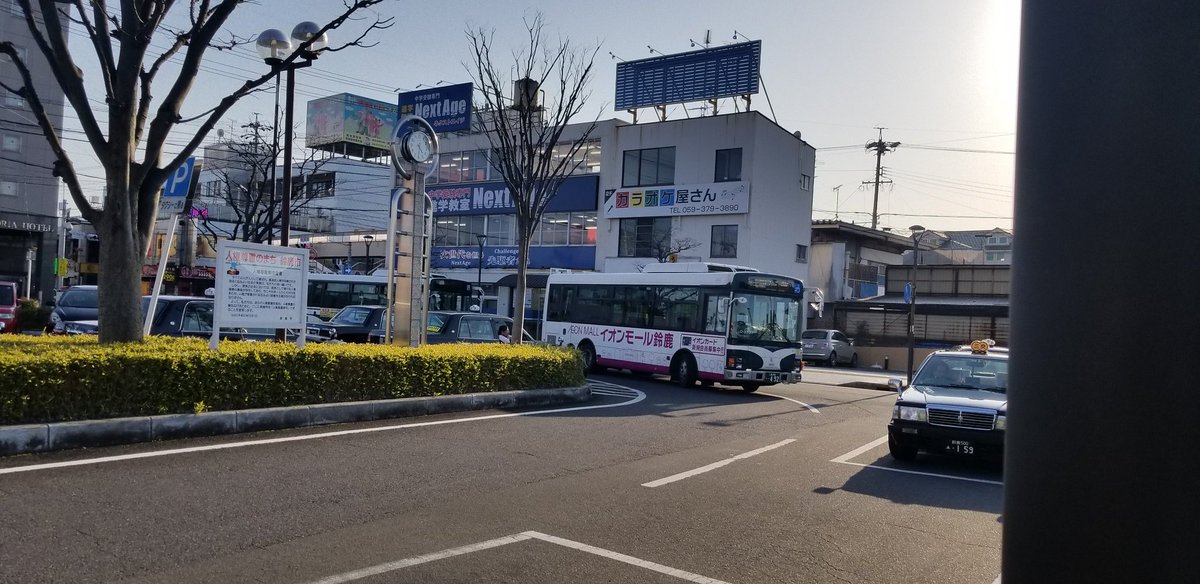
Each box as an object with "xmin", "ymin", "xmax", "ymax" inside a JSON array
[{"xmin": 906, "ymin": 224, "xmax": 928, "ymax": 385}]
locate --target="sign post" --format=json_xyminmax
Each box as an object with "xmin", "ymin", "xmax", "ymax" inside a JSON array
[
  {"xmin": 144, "ymin": 157, "xmax": 195, "ymax": 336},
  {"xmin": 211, "ymin": 240, "xmax": 309, "ymax": 350}
]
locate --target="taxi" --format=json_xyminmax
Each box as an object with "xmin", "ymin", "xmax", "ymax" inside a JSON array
[{"xmin": 887, "ymin": 340, "xmax": 1008, "ymax": 462}]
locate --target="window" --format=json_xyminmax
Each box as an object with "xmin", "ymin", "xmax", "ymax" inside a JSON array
[
  {"xmin": 987, "ymin": 235, "xmax": 1011, "ymax": 246},
  {"xmin": 714, "ymin": 148, "xmax": 742, "ymax": 182},
  {"xmin": 710, "ymin": 225, "xmax": 738, "ymax": 258},
  {"xmin": 652, "ymin": 287, "xmax": 701, "ymax": 331},
  {"xmin": 459, "ymin": 215, "xmax": 485, "ymax": 246},
  {"xmin": 306, "ymin": 174, "xmax": 334, "ymax": 199},
  {"xmin": 568, "ymin": 212, "xmax": 597, "ymax": 245},
  {"xmin": 0, "ymin": 181, "xmax": 16, "ymax": 196},
  {"xmin": 801, "ymin": 174, "xmax": 813, "ymax": 190},
  {"xmin": 2, "ymin": 134, "xmax": 21, "ymax": 152},
  {"xmin": 2, "ymin": 88, "xmax": 24, "ymax": 108},
  {"xmin": 539, "ymin": 212, "xmax": 570, "ymax": 245},
  {"xmin": 622, "ymin": 147, "xmax": 675, "ymax": 187},
  {"xmin": 180, "ymin": 303, "xmax": 214, "ymax": 333},
  {"xmin": 796, "ymin": 244, "xmax": 808, "ymax": 263},
  {"xmin": 458, "ymin": 317, "xmax": 495, "ymax": 340},
  {"xmin": 618, "ymin": 217, "xmax": 671, "ymax": 257},
  {"xmin": 573, "ymin": 285, "xmax": 613, "ymax": 324},
  {"xmin": 703, "ymin": 293, "xmax": 729, "ymax": 335},
  {"xmin": 434, "ymin": 215, "xmax": 460, "ymax": 246},
  {"xmin": 547, "ymin": 285, "xmax": 576, "ymax": 321},
  {"xmin": 486, "ymin": 214, "xmax": 516, "ymax": 246}
]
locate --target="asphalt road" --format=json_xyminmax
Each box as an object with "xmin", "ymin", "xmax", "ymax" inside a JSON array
[{"xmin": 0, "ymin": 373, "xmax": 1003, "ymax": 584}]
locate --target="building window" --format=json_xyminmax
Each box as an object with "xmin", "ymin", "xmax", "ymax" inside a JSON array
[
  {"xmin": 305, "ymin": 173, "xmax": 334, "ymax": 199},
  {"xmin": 618, "ymin": 217, "xmax": 671, "ymax": 257},
  {"xmin": 710, "ymin": 225, "xmax": 738, "ymax": 258},
  {"xmin": 2, "ymin": 88, "xmax": 24, "ymax": 108},
  {"xmin": 568, "ymin": 212, "xmax": 597, "ymax": 244},
  {"xmin": 714, "ymin": 148, "xmax": 742, "ymax": 182},
  {"xmin": 801, "ymin": 174, "xmax": 813, "ymax": 190},
  {"xmin": 622, "ymin": 147, "xmax": 675, "ymax": 187},
  {"xmin": 0, "ymin": 180, "xmax": 17, "ymax": 196},
  {"xmin": 539, "ymin": 212, "xmax": 570, "ymax": 245},
  {"xmin": 2, "ymin": 133, "xmax": 20, "ymax": 152},
  {"xmin": 486, "ymin": 214, "xmax": 516, "ymax": 246},
  {"xmin": 795, "ymin": 244, "xmax": 808, "ymax": 263},
  {"xmin": 985, "ymin": 251, "xmax": 1009, "ymax": 264},
  {"xmin": 987, "ymin": 235, "xmax": 1011, "ymax": 246}
]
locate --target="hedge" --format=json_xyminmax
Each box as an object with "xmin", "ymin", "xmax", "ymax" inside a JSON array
[{"xmin": 0, "ymin": 336, "xmax": 584, "ymax": 425}]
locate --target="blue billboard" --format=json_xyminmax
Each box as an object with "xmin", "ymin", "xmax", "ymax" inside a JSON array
[
  {"xmin": 397, "ymin": 83, "xmax": 474, "ymax": 133},
  {"xmin": 427, "ymin": 175, "xmax": 598, "ymax": 216},
  {"xmin": 615, "ymin": 40, "xmax": 761, "ymax": 110},
  {"xmin": 432, "ymin": 245, "xmax": 594, "ymax": 270}
]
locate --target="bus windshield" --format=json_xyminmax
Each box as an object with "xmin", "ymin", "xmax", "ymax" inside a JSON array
[{"xmin": 729, "ymin": 293, "xmax": 801, "ymax": 345}]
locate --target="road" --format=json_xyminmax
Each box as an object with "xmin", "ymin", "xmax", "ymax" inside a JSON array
[{"xmin": 0, "ymin": 373, "xmax": 1003, "ymax": 584}]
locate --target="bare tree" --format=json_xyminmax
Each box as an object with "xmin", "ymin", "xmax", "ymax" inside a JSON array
[
  {"xmin": 650, "ymin": 236, "xmax": 702, "ymax": 264},
  {"xmin": 467, "ymin": 14, "xmax": 600, "ymax": 343},
  {"xmin": 194, "ymin": 121, "xmax": 328, "ymax": 246},
  {"xmin": 0, "ymin": 0, "xmax": 390, "ymax": 342}
]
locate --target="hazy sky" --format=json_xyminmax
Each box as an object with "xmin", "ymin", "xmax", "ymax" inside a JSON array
[{"xmin": 58, "ymin": 0, "xmax": 1021, "ymax": 233}]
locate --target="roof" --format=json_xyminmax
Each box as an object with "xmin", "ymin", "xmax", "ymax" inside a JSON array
[
  {"xmin": 934, "ymin": 229, "xmax": 1013, "ymax": 250},
  {"xmin": 811, "ymin": 220, "xmax": 933, "ymax": 250},
  {"xmin": 836, "ymin": 294, "xmax": 1009, "ymax": 317}
]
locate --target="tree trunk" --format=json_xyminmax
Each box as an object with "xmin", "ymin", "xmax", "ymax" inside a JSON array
[
  {"xmin": 512, "ymin": 236, "xmax": 531, "ymax": 344},
  {"xmin": 96, "ymin": 205, "xmax": 147, "ymax": 342}
]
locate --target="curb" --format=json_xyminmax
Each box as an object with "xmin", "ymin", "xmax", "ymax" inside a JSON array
[{"xmin": 0, "ymin": 385, "xmax": 591, "ymax": 457}]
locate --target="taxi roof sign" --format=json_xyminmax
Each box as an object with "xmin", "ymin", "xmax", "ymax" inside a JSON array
[{"xmin": 969, "ymin": 339, "xmax": 994, "ymax": 354}]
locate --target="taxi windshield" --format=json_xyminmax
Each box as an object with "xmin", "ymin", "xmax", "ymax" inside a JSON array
[{"xmin": 914, "ymin": 354, "xmax": 1009, "ymax": 393}]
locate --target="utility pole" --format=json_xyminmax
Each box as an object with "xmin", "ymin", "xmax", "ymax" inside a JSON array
[{"xmin": 863, "ymin": 128, "xmax": 900, "ymax": 230}]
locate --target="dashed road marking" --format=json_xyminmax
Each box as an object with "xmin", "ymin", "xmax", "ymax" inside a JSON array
[
  {"xmin": 642, "ymin": 439, "xmax": 797, "ymax": 488},
  {"xmin": 301, "ymin": 530, "xmax": 732, "ymax": 584},
  {"xmin": 830, "ymin": 435, "xmax": 1004, "ymax": 486},
  {"xmin": 0, "ymin": 383, "xmax": 647, "ymax": 476}
]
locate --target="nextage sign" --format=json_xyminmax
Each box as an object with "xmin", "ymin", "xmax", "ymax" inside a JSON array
[
  {"xmin": 397, "ymin": 83, "xmax": 473, "ymax": 133},
  {"xmin": 428, "ymin": 175, "xmax": 599, "ymax": 216}
]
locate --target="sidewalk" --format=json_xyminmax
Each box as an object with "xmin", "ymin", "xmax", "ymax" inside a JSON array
[{"xmin": 800, "ymin": 365, "xmax": 903, "ymax": 390}]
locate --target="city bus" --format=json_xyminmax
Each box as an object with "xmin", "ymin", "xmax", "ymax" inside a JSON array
[
  {"xmin": 542, "ymin": 267, "xmax": 805, "ymax": 392},
  {"xmin": 307, "ymin": 273, "xmax": 480, "ymax": 320}
]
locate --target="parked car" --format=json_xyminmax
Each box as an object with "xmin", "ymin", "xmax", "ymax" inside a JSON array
[
  {"xmin": 368, "ymin": 311, "xmax": 533, "ymax": 344},
  {"xmin": 307, "ymin": 305, "xmax": 387, "ymax": 343},
  {"xmin": 887, "ymin": 340, "xmax": 1008, "ymax": 462},
  {"xmin": 50, "ymin": 285, "xmax": 99, "ymax": 333},
  {"xmin": 801, "ymin": 328, "xmax": 858, "ymax": 367},
  {"xmin": 0, "ymin": 280, "xmax": 18, "ymax": 332},
  {"xmin": 65, "ymin": 296, "xmax": 317, "ymax": 342}
]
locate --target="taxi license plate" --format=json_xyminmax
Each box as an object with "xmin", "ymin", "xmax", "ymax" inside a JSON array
[
  {"xmin": 766, "ymin": 373, "xmax": 781, "ymax": 382},
  {"xmin": 946, "ymin": 440, "xmax": 975, "ymax": 455}
]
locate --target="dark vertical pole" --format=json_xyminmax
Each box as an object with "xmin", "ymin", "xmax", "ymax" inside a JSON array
[
  {"xmin": 870, "ymin": 130, "xmax": 884, "ymax": 230},
  {"xmin": 280, "ymin": 66, "xmax": 296, "ymax": 247},
  {"xmin": 906, "ymin": 236, "xmax": 917, "ymax": 384},
  {"xmin": 1004, "ymin": 2, "xmax": 1200, "ymax": 582}
]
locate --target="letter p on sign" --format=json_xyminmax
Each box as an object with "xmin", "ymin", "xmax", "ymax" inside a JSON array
[{"xmin": 159, "ymin": 157, "xmax": 195, "ymax": 216}]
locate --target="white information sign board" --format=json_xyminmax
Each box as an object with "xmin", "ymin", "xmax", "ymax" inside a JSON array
[{"xmin": 211, "ymin": 239, "xmax": 308, "ymax": 349}]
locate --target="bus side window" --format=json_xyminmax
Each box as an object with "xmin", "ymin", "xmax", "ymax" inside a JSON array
[{"xmin": 703, "ymin": 293, "xmax": 728, "ymax": 335}]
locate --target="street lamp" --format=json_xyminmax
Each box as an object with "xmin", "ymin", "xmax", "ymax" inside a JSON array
[
  {"xmin": 476, "ymin": 234, "xmax": 488, "ymax": 311},
  {"xmin": 362, "ymin": 235, "xmax": 374, "ymax": 274},
  {"xmin": 256, "ymin": 23, "xmax": 328, "ymax": 248},
  {"xmin": 907, "ymin": 224, "xmax": 928, "ymax": 385}
]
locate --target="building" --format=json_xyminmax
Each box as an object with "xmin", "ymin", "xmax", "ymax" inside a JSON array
[
  {"xmin": 0, "ymin": 4, "xmax": 67, "ymax": 299},
  {"xmin": 808, "ymin": 220, "xmax": 924, "ymax": 303},
  {"xmin": 908, "ymin": 228, "xmax": 1014, "ymax": 265}
]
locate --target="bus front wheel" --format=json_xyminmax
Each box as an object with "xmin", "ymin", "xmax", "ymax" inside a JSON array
[
  {"xmin": 740, "ymin": 383, "xmax": 761, "ymax": 393},
  {"xmin": 673, "ymin": 353, "xmax": 698, "ymax": 388}
]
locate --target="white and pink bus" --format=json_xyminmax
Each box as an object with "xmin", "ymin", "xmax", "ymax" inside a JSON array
[{"xmin": 542, "ymin": 265, "xmax": 805, "ymax": 392}]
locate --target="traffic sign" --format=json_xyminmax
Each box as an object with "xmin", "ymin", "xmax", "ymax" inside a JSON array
[{"xmin": 159, "ymin": 157, "xmax": 196, "ymax": 215}]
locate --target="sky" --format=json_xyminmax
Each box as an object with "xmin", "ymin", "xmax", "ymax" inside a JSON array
[{"xmin": 56, "ymin": 0, "xmax": 1021, "ymax": 234}]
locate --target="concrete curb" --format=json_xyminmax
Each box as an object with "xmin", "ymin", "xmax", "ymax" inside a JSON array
[{"xmin": 0, "ymin": 385, "xmax": 590, "ymax": 457}]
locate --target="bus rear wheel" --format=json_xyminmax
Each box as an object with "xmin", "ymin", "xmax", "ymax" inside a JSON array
[
  {"xmin": 579, "ymin": 341, "xmax": 600, "ymax": 374},
  {"xmin": 673, "ymin": 353, "xmax": 698, "ymax": 388}
]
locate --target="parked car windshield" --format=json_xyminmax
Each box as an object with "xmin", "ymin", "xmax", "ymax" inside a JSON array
[
  {"xmin": 0, "ymin": 284, "xmax": 14, "ymax": 305},
  {"xmin": 59, "ymin": 288, "xmax": 99, "ymax": 308},
  {"xmin": 331, "ymin": 306, "xmax": 374, "ymax": 325},
  {"xmin": 913, "ymin": 355, "xmax": 1009, "ymax": 393}
]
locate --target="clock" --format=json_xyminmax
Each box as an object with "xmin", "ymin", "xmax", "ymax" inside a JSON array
[
  {"xmin": 391, "ymin": 116, "xmax": 439, "ymax": 180},
  {"xmin": 404, "ymin": 130, "xmax": 434, "ymax": 163}
]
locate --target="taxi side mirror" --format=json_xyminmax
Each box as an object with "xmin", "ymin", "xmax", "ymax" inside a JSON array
[{"xmin": 888, "ymin": 378, "xmax": 904, "ymax": 393}]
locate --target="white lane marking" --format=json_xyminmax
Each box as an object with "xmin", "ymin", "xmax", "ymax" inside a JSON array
[
  {"xmin": 642, "ymin": 439, "xmax": 797, "ymax": 488},
  {"xmin": 830, "ymin": 435, "xmax": 1004, "ymax": 486},
  {"xmin": 303, "ymin": 533, "xmax": 533, "ymax": 584},
  {"xmin": 301, "ymin": 530, "xmax": 731, "ymax": 584},
  {"xmin": 759, "ymin": 391, "xmax": 820, "ymax": 413},
  {"xmin": 830, "ymin": 435, "xmax": 889, "ymax": 463},
  {"xmin": 833, "ymin": 461, "xmax": 1004, "ymax": 486},
  {"xmin": 0, "ymin": 384, "xmax": 646, "ymax": 476},
  {"xmin": 523, "ymin": 531, "xmax": 732, "ymax": 584},
  {"xmin": 992, "ymin": 575, "xmax": 1002, "ymax": 584}
]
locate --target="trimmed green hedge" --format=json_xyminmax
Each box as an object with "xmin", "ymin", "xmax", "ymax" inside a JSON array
[{"xmin": 0, "ymin": 336, "xmax": 584, "ymax": 425}]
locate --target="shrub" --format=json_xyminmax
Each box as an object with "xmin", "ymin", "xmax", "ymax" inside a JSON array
[
  {"xmin": 0, "ymin": 336, "xmax": 585, "ymax": 425},
  {"xmin": 14, "ymin": 298, "xmax": 50, "ymax": 332}
]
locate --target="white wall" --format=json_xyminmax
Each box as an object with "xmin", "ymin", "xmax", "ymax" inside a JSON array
[{"xmin": 597, "ymin": 112, "xmax": 815, "ymax": 280}]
